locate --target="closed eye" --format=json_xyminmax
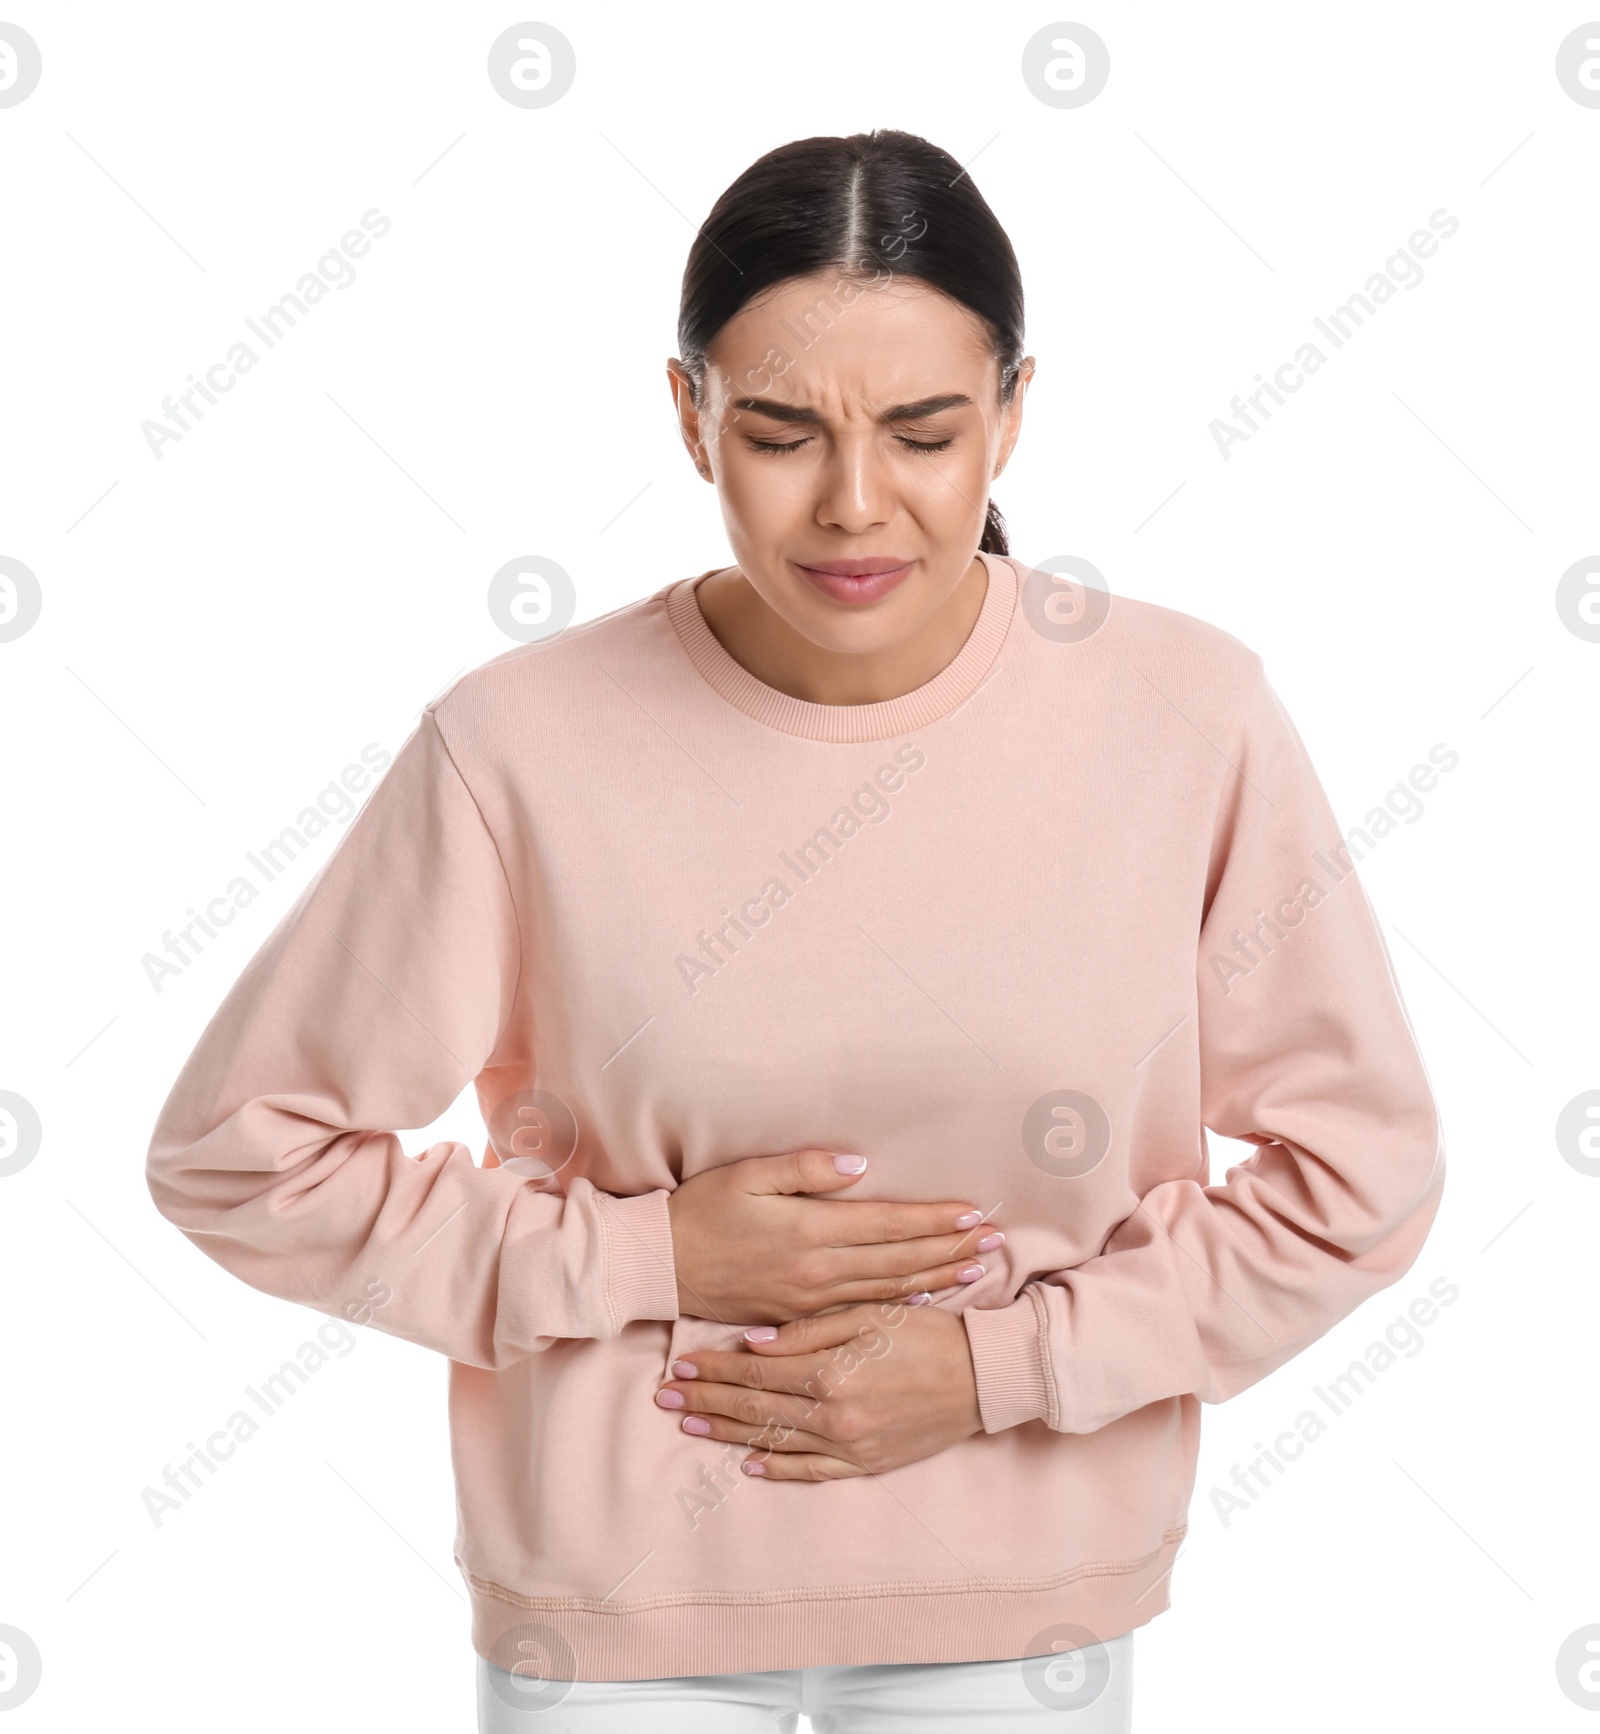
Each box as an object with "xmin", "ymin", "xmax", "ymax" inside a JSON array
[{"xmin": 746, "ymin": 435, "xmax": 955, "ymax": 456}]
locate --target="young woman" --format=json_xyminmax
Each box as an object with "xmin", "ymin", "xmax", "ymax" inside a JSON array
[{"xmin": 147, "ymin": 130, "xmax": 1444, "ymax": 1731}]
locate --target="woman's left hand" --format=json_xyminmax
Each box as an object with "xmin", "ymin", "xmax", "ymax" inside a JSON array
[{"xmin": 654, "ymin": 1301, "xmax": 984, "ymax": 1479}]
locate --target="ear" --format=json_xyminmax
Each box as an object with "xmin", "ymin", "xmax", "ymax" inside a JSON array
[{"xmin": 665, "ymin": 357, "xmax": 706, "ymax": 470}]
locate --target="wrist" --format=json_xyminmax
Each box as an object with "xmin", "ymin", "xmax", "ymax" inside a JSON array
[{"xmin": 941, "ymin": 1304, "xmax": 984, "ymax": 1437}]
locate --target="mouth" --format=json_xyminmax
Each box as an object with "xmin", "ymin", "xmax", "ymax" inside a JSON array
[{"xmin": 791, "ymin": 557, "xmax": 916, "ymax": 605}]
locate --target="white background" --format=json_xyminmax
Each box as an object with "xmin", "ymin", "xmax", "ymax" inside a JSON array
[{"xmin": 2, "ymin": 3, "xmax": 1596, "ymax": 1729}]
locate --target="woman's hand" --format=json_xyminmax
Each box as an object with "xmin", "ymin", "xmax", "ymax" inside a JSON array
[
  {"xmin": 666, "ymin": 1149, "xmax": 1002, "ymax": 1324},
  {"xmin": 654, "ymin": 1300, "xmax": 984, "ymax": 1478}
]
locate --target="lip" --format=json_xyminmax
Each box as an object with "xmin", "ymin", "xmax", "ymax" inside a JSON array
[{"xmin": 792, "ymin": 557, "xmax": 916, "ymax": 605}]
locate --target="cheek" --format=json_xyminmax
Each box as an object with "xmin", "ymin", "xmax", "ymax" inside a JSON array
[
  {"xmin": 715, "ymin": 451, "xmax": 812, "ymax": 521},
  {"xmin": 944, "ymin": 445, "xmax": 994, "ymax": 494},
  {"xmin": 909, "ymin": 446, "xmax": 994, "ymax": 527}
]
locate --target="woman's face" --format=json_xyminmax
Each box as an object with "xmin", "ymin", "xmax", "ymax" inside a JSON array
[{"xmin": 669, "ymin": 271, "xmax": 1033, "ymax": 657}]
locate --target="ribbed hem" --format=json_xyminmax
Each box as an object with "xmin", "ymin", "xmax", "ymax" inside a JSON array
[
  {"xmin": 464, "ymin": 1527, "xmax": 1182, "ymax": 1681},
  {"xmin": 664, "ymin": 552, "xmax": 1019, "ymax": 741},
  {"xmin": 963, "ymin": 1289, "xmax": 1053, "ymax": 1432},
  {"xmin": 597, "ymin": 1189, "xmax": 679, "ymax": 1326}
]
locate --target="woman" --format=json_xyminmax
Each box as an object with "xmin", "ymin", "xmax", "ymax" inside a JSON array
[{"xmin": 147, "ymin": 129, "xmax": 1444, "ymax": 1731}]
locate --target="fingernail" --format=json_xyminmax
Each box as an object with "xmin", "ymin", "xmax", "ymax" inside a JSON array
[
  {"xmin": 907, "ymin": 1291, "xmax": 933, "ymax": 1307},
  {"xmin": 681, "ymin": 1416, "xmax": 711, "ymax": 1435},
  {"xmin": 671, "ymin": 1360, "xmax": 699, "ymax": 1379},
  {"xmin": 833, "ymin": 1154, "xmax": 867, "ymax": 1174},
  {"xmin": 954, "ymin": 1210, "xmax": 982, "ymax": 1228},
  {"xmin": 743, "ymin": 1460, "xmax": 767, "ymax": 1475},
  {"xmin": 956, "ymin": 1264, "xmax": 985, "ymax": 1283},
  {"xmin": 744, "ymin": 1325, "xmax": 778, "ymax": 1343},
  {"xmin": 976, "ymin": 1232, "xmax": 1005, "ymax": 1252},
  {"xmin": 655, "ymin": 1388, "xmax": 685, "ymax": 1408}
]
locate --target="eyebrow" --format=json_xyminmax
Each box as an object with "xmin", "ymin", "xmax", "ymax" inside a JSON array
[{"xmin": 729, "ymin": 392, "xmax": 973, "ymax": 425}]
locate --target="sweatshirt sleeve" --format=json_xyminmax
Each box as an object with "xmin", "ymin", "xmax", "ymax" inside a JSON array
[
  {"xmin": 963, "ymin": 656, "xmax": 1445, "ymax": 1434},
  {"xmin": 145, "ymin": 704, "xmax": 679, "ymax": 1370}
]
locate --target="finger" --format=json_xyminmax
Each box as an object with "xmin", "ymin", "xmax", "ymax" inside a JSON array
[
  {"xmin": 819, "ymin": 1259, "xmax": 989, "ymax": 1308},
  {"xmin": 744, "ymin": 1450, "xmax": 868, "ymax": 1482},
  {"xmin": 669, "ymin": 1288, "xmax": 942, "ymax": 1393},
  {"xmin": 670, "ymin": 1348, "xmax": 843, "ymax": 1394},
  {"xmin": 673, "ymin": 1408, "xmax": 841, "ymax": 1457},
  {"xmin": 814, "ymin": 1199, "xmax": 1002, "ymax": 1247},
  {"xmin": 657, "ymin": 1377, "xmax": 820, "ymax": 1432},
  {"xmin": 812, "ymin": 1231, "xmax": 1003, "ymax": 1284},
  {"xmin": 736, "ymin": 1146, "xmax": 871, "ymax": 1197},
  {"xmin": 740, "ymin": 1304, "xmax": 886, "ymax": 1356}
]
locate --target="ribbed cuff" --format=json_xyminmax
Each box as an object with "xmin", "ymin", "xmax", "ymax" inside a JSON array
[
  {"xmin": 598, "ymin": 1188, "xmax": 680, "ymax": 1326},
  {"xmin": 962, "ymin": 1288, "xmax": 1052, "ymax": 1432}
]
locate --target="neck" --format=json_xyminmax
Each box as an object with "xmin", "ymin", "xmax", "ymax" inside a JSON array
[{"xmin": 693, "ymin": 554, "xmax": 990, "ymax": 706}]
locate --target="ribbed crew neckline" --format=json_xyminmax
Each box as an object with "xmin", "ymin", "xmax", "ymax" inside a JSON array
[{"xmin": 664, "ymin": 550, "xmax": 1019, "ymax": 742}]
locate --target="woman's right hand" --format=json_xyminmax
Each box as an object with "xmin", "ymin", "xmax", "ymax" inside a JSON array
[{"xmin": 665, "ymin": 1148, "xmax": 1003, "ymax": 1325}]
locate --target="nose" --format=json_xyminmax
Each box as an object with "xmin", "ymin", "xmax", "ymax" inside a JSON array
[{"xmin": 812, "ymin": 428, "xmax": 894, "ymax": 535}]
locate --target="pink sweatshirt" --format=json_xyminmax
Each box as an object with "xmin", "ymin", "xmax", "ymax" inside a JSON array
[{"xmin": 146, "ymin": 551, "xmax": 1444, "ymax": 1680}]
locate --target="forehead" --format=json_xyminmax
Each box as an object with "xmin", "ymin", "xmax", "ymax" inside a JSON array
[{"xmin": 704, "ymin": 272, "xmax": 996, "ymax": 404}]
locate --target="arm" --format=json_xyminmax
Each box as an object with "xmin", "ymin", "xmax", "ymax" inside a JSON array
[
  {"xmin": 145, "ymin": 704, "xmax": 680, "ymax": 1371},
  {"xmin": 145, "ymin": 705, "xmax": 1001, "ymax": 1367},
  {"xmin": 962, "ymin": 656, "xmax": 1446, "ymax": 1435}
]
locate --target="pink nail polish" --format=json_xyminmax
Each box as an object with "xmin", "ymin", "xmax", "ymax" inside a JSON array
[
  {"xmin": 681, "ymin": 1416, "xmax": 711, "ymax": 1435},
  {"xmin": 743, "ymin": 1460, "xmax": 766, "ymax": 1475},
  {"xmin": 907, "ymin": 1291, "xmax": 933, "ymax": 1306},
  {"xmin": 954, "ymin": 1210, "xmax": 982, "ymax": 1228},
  {"xmin": 833, "ymin": 1154, "xmax": 867, "ymax": 1174},
  {"xmin": 671, "ymin": 1360, "xmax": 699, "ymax": 1379},
  {"xmin": 655, "ymin": 1388, "xmax": 685, "ymax": 1408},
  {"xmin": 744, "ymin": 1326, "xmax": 778, "ymax": 1343},
  {"xmin": 956, "ymin": 1264, "xmax": 984, "ymax": 1283},
  {"xmin": 976, "ymin": 1232, "xmax": 1005, "ymax": 1252}
]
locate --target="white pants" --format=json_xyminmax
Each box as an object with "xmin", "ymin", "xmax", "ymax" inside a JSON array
[{"xmin": 476, "ymin": 1629, "xmax": 1133, "ymax": 1731}]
